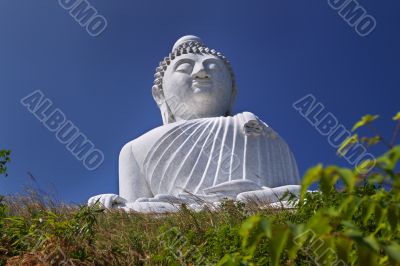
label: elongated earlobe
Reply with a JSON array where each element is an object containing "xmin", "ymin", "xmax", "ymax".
[
  {"xmin": 152, "ymin": 85, "xmax": 176, "ymax": 124},
  {"xmin": 159, "ymin": 101, "xmax": 175, "ymax": 124},
  {"xmin": 152, "ymin": 85, "xmax": 164, "ymax": 106}
]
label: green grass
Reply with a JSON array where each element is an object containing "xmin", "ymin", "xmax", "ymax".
[
  {"xmin": 1, "ymin": 157, "xmax": 399, "ymax": 266},
  {"xmin": 1, "ymin": 113, "xmax": 400, "ymax": 265},
  {"xmin": 0, "ymin": 194, "xmax": 293, "ymax": 265}
]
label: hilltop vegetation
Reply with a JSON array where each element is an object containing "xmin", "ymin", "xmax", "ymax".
[{"xmin": 0, "ymin": 113, "xmax": 399, "ymax": 266}]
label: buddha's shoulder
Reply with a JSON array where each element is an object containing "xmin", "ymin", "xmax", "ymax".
[
  {"xmin": 120, "ymin": 111, "xmax": 271, "ymax": 157},
  {"xmin": 124, "ymin": 112, "xmax": 268, "ymax": 147},
  {"xmin": 120, "ymin": 121, "xmax": 184, "ymax": 155}
]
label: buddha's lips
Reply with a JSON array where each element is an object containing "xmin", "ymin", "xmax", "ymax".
[{"xmin": 192, "ymin": 79, "xmax": 213, "ymax": 92}]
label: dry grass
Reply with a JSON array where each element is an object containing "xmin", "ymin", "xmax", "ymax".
[{"xmin": 0, "ymin": 191, "xmax": 291, "ymax": 265}]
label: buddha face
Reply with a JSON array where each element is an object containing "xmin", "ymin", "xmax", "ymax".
[{"xmin": 160, "ymin": 53, "xmax": 234, "ymax": 121}]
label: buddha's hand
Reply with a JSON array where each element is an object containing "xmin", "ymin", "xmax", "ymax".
[
  {"xmin": 203, "ymin": 179, "xmax": 264, "ymax": 199},
  {"xmin": 87, "ymin": 194, "xmax": 127, "ymax": 209},
  {"xmin": 236, "ymin": 185, "xmax": 301, "ymax": 206}
]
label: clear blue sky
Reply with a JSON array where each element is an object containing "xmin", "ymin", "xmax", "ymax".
[{"xmin": 1, "ymin": 0, "xmax": 399, "ymax": 204}]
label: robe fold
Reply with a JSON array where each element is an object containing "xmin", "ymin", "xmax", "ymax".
[{"xmin": 132, "ymin": 112, "xmax": 300, "ymax": 197}]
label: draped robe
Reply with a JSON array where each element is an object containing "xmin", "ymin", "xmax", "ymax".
[{"xmin": 119, "ymin": 112, "xmax": 300, "ymax": 201}]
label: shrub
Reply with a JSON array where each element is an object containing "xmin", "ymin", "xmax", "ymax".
[{"xmin": 0, "ymin": 112, "xmax": 399, "ymax": 265}]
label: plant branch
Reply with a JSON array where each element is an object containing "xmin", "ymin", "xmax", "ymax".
[
  {"xmin": 367, "ymin": 124, "xmax": 393, "ymax": 149},
  {"xmin": 390, "ymin": 121, "xmax": 400, "ymax": 147}
]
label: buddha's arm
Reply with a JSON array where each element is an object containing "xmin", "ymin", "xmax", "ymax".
[
  {"xmin": 119, "ymin": 142, "xmax": 153, "ymax": 202},
  {"xmin": 88, "ymin": 142, "xmax": 153, "ymax": 209}
]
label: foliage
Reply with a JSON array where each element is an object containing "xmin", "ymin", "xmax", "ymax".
[
  {"xmin": 393, "ymin": 112, "xmax": 400, "ymax": 121},
  {"xmin": 352, "ymin": 114, "xmax": 379, "ymax": 132},
  {"xmin": 219, "ymin": 145, "xmax": 400, "ymax": 265},
  {"xmin": 0, "ymin": 113, "xmax": 399, "ymax": 265},
  {"xmin": 0, "ymin": 150, "xmax": 10, "ymax": 177}
]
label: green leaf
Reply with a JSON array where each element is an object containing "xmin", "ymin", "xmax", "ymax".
[
  {"xmin": 335, "ymin": 237, "xmax": 353, "ymax": 264},
  {"xmin": 319, "ymin": 166, "xmax": 340, "ymax": 195},
  {"xmin": 360, "ymin": 135, "xmax": 381, "ymax": 147},
  {"xmin": 307, "ymin": 213, "xmax": 332, "ymax": 236},
  {"xmin": 376, "ymin": 145, "xmax": 400, "ymax": 173},
  {"xmin": 239, "ymin": 215, "xmax": 271, "ymax": 256},
  {"xmin": 393, "ymin": 112, "xmax": 400, "ymax": 121},
  {"xmin": 358, "ymin": 244, "xmax": 379, "ymax": 266},
  {"xmin": 344, "ymin": 229, "xmax": 364, "ymax": 245},
  {"xmin": 217, "ymin": 253, "xmax": 242, "ymax": 266},
  {"xmin": 269, "ymin": 227, "xmax": 290, "ymax": 266},
  {"xmin": 337, "ymin": 134, "xmax": 358, "ymax": 157},
  {"xmin": 387, "ymin": 204, "xmax": 399, "ymax": 233},
  {"xmin": 367, "ymin": 174, "xmax": 385, "ymax": 185},
  {"xmin": 313, "ymin": 238, "xmax": 336, "ymax": 266},
  {"xmin": 337, "ymin": 196, "xmax": 356, "ymax": 219},
  {"xmin": 384, "ymin": 242, "xmax": 400, "ymax": 263},
  {"xmin": 0, "ymin": 150, "xmax": 11, "ymax": 157},
  {"xmin": 337, "ymin": 167, "xmax": 355, "ymax": 192},
  {"xmin": 352, "ymin": 114, "xmax": 379, "ymax": 132},
  {"xmin": 361, "ymin": 201, "xmax": 376, "ymax": 226},
  {"xmin": 356, "ymin": 158, "xmax": 376, "ymax": 175},
  {"xmin": 362, "ymin": 235, "xmax": 380, "ymax": 252},
  {"xmin": 0, "ymin": 149, "xmax": 11, "ymax": 177},
  {"xmin": 341, "ymin": 220, "xmax": 358, "ymax": 231},
  {"xmin": 373, "ymin": 205, "xmax": 386, "ymax": 227},
  {"xmin": 286, "ymin": 224, "xmax": 306, "ymax": 260},
  {"xmin": 300, "ymin": 164, "xmax": 323, "ymax": 202}
]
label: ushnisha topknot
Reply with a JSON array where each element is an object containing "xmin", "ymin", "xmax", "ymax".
[{"xmin": 152, "ymin": 35, "xmax": 237, "ymax": 107}]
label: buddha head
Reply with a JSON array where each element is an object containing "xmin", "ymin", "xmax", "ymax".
[{"xmin": 152, "ymin": 35, "xmax": 237, "ymax": 124}]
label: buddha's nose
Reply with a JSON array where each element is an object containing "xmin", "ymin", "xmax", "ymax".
[{"xmin": 191, "ymin": 64, "xmax": 209, "ymax": 79}]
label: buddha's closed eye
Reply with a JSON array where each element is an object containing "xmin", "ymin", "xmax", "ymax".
[{"xmin": 175, "ymin": 62, "xmax": 193, "ymax": 74}]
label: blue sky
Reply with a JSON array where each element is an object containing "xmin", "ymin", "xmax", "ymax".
[{"xmin": 1, "ymin": 0, "xmax": 399, "ymax": 204}]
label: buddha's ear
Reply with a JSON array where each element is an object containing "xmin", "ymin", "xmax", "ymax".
[{"xmin": 152, "ymin": 85, "xmax": 164, "ymax": 106}]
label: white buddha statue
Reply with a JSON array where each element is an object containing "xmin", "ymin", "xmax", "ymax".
[{"xmin": 88, "ymin": 35, "xmax": 301, "ymax": 212}]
